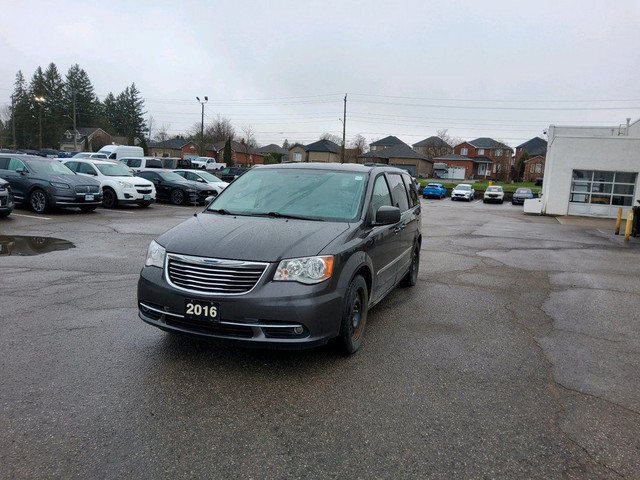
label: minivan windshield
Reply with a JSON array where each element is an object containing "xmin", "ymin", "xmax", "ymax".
[{"xmin": 207, "ymin": 168, "xmax": 367, "ymax": 221}]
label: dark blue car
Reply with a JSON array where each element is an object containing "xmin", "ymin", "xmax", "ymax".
[{"xmin": 422, "ymin": 182, "xmax": 447, "ymax": 199}]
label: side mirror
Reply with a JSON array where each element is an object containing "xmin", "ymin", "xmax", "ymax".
[
  {"xmin": 16, "ymin": 167, "xmax": 27, "ymax": 175},
  {"xmin": 375, "ymin": 206, "xmax": 401, "ymax": 225}
]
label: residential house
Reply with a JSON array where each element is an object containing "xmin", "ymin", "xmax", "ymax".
[
  {"xmin": 542, "ymin": 119, "xmax": 640, "ymax": 218},
  {"xmin": 453, "ymin": 138, "xmax": 513, "ymax": 181},
  {"xmin": 431, "ymin": 154, "xmax": 491, "ymax": 180},
  {"xmin": 59, "ymin": 127, "xmax": 111, "ymax": 152},
  {"xmin": 213, "ymin": 140, "xmax": 265, "ymax": 166},
  {"xmin": 148, "ymin": 137, "xmax": 188, "ymax": 158},
  {"xmin": 258, "ymin": 144, "xmax": 288, "ymax": 163},
  {"xmin": 515, "ymin": 137, "xmax": 548, "ymax": 182},
  {"xmin": 288, "ymin": 139, "xmax": 341, "ymax": 163},
  {"xmin": 413, "ymin": 136, "xmax": 453, "ymax": 159},
  {"xmin": 369, "ymin": 135, "xmax": 406, "ymax": 152},
  {"xmin": 359, "ymin": 143, "xmax": 433, "ymax": 177}
]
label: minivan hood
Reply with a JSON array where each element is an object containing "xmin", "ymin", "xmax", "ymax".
[{"xmin": 157, "ymin": 213, "xmax": 350, "ymax": 262}]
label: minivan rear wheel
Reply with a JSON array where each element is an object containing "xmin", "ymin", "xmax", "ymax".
[
  {"xmin": 338, "ymin": 275, "xmax": 368, "ymax": 354},
  {"xmin": 401, "ymin": 244, "xmax": 420, "ymax": 287}
]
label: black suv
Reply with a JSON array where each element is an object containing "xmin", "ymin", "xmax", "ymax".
[
  {"xmin": 216, "ymin": 166, "xmax": 249, "ymax": 182},
  {"xmin": 138, "ymin": 163, "xmax": 421, "ymax": 353},
  {"xmin": 0, "ymin": 178, "xmax": 14, "ymax": 218},
  {"xmin": 0, "ymin": 154, "xmax": 102, "ymax": 213}
]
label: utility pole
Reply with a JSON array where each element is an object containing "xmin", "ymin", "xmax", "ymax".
[
  {"xmin": 341, "ymin": 93, "xmax": 347, "ymax": 163},
  {"xmin": 35, "ymin": 96, "xmax": 45, "ymax": 150},
  {"xmin": 72, "ymin": 90, "xmax": 77, "ymax": 151},
  {"xmin": 196, "ymin": 96, "xmax": 208, "ymax": 156},
  {"xmin": 11, "ymin": 96, "xmax": 16, "ymax": 150}
]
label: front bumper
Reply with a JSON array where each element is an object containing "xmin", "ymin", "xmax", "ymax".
[
  {"xmin": 119, "ymin": 186, "xmax": 156, "ymax": 204},
  {"xmin": 137, "ymin": 265, "xmax": 345, "ymax": 347},
  {"xmin": 484, "ymin": 195, "xmax": 504, "ymax": 202},
  {"xmin": 50, "ymin": 192, "xmax": 103, "ymax": 208},
  {"xmin": 0, "ymin": 194, "xmax": 14, "ymax": 214}
]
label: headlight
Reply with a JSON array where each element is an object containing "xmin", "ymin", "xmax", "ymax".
[
  {"xmin": 273, "ymin": 255, "xmax": 334, "ymax": 284},
  {"xmin": 145, "ymin": 241, "xmax": 166, "ymax": 268},
  {"xmin": 118, "ymin": 181, "xmax": 134, "ymax": 188},
  {"xmin": 185, "ymin": 189, "xmax": 195, "ymax": 193},
  {"xmin": 50, "ymin": 182, "xmax": 70, "ymax": 189}
]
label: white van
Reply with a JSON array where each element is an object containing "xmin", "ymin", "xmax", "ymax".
[{"xmin": 97, "ymin": 145, "xmax": 144, "ymax": 161}]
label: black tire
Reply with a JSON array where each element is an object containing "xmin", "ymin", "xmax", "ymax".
[
  {"xmin": 338, "ymin": 275, "xmax": 369, "ymax": 354},
  {"xmin": 170, "ymin": 189, "xmax": 186, "ymax": 205},
  {"xmin": 102, "ymin": 188, "xmax": 118, "ymax": 208},
  {"xmin": 80, "ymin": 205, "xmax": 97, "ymax": 212},
  {"xmin": 499, "ymin": 199, "xmax": 504, "ymax": 204},
  {"xmin": 483, "ymin": 199, "xmax": 487, "ymax": 203},
  {"xmin": 401, "ymin": 244, "xmax": 420, "ymax": 287},
  {"xmin": 451, "ymin": 197, "xmax": 454, "ymax": 201},
  {"xmin": 0, "ymin": 210, "xmax": 11, "ymax": 218},
  {"xmin": 30, "ymin": 189, "xmax": 49, "ymax": 214},
  {"xmin": 137, "ymin": 201, "xmax": 151, "ymax": 208}
]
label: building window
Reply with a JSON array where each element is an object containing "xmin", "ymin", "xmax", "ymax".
[
  {"xmin": 496, "ymin": 149, "xmax": 503, "ymax": 156},
  {"xmin": 293, "ymin": 152, "xmax": 302, "ymax": 162},
  {"xmin": 535, "ymin": 163, "xmax": 542, "ymax": 173},
  {"xmin": 493, "ymin": 163, "xmax": 497, "ymax": 173},
  {"xmin": 569, "ymin": 170, "xmax": 637, "ymax": 207},
  {"xmin": 461, "ymin": 147, "xmax": 468, "ymax": 155},
  {"xmin": 478, "ymin": 149, "xmax": 484, "ymax": 155},
  {"xmin": 530, "ymin": 164, "xmax": 535, "ymax": 173}
]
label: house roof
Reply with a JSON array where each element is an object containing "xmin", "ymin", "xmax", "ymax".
[
  {"xmin": 258, "ymin": 144, "xmax": 287, "ymax": 155},
  {"xmin": 470, "ymin": 156, "xmax": 494, "ymax": 164},
  {"xmin": 516, "ymin": 137, "xmax": 547, "ymax": 156},
  {"xmin": 148, "ymin": 138, "xmax": 188, "ymax": 150},
  {"xmin": 305, "ymin": 139, "xmax": 340, "ymax": 154},
  {"xmin": 467, "ymin": 137, "xmax": 511, "ymax": 150},
  {"xmin": 370, "ymin": 135, "xmax": 406, "ymax": 147},
  {"xmin": 213, "ymin": 140, "xmax": 261, "ymax": 155},
  {"xmin": 61, "ymin": 127, "xmax": 107, "ymax": 142},
  {"xmin": 433, "ymin": 154, "xmax": 472, "ymax": 161},
  {"xmin": 359, "ymin": 143, "xmax": 431, "ymax": 162},
  {"xmin": 413, "ymin": 136, "xmax": 450, "ymax": 148}
]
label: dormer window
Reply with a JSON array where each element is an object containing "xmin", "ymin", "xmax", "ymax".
[{"xmin": 460, "ymin": 147, "xmax": 468, "ymax": 156}]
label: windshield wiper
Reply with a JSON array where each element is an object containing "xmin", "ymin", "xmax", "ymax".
[
  {"xmin": 259, "ymin": 211, "xmax": 324, "ymax": 221},
  {"xmin": 208, "ymin": 208, "xmax": 234, "ymax": 215}
]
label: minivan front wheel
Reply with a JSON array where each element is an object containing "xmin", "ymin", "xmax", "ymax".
[
  {"xmin": 30, "ymin": 189, "xmax": 49, "ymax": 214},
  {"xmin": 338, "ymin": 275, "xmax": 369, "ymax": 354}
]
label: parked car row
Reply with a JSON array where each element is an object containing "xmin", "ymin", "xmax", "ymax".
[{"xmin": 0, "ymin": 153, "xmax": 234, "ymax": 215}]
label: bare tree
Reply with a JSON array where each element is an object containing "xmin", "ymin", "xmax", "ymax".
[
  {"xmin": 147, "ymin": 115, "xmax": 154, "ymax": 142},
  {"xmin": 436, "ymin": 128, "xmax": 463, "ymax": 148},
  {"xmin": 206, "ymin": 115, "xmax": 236, "ymax": 143},
  {"xmin": 320, "ymin": 132, "xmax": 341, "ymax": 144},
  {"xmin": 241, "ymin": 125, "xmax": 258, "ymax": 149},
  {"xmin": 349, "ymin": 134, "xmax": 368, "ymax": 155},
  {"xmin": 154, "ymin": 123, "xmax": 171, "ymax": 156}
]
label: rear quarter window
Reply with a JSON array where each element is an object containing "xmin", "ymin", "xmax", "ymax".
[{"xmin": 387, "ymin": 173, "xmax": 410, "ymax": 212}]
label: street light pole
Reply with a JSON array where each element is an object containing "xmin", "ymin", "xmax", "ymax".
[
  {"xmin": 341, "ymin": 93, "xmax": 347, "ymax": 163},
  {"xmin": 35, "ymin": 96, "xmax": 45, "ymax": 150},
  {"xmin": 196, "ymin": 96, "xmax": 208, "ymax": 156}
]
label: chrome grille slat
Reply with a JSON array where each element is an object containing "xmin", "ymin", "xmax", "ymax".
[{"xmin": 166, "ymin": 254, "xmax": 268, "ymax": 296}]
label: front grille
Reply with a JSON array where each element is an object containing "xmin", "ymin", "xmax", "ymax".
[
  {"xmin": 166, "ymin": 317, "xmax": 254, "ymax": 338},
  {"xmin": 0, "ymin": 197, "xmax": 6, "ymax": 206},
  {"xmin": 75, "ymin": 185, "xmax": 100, "ymax": 194},
  {"xmin": 136, "ymin": 188, "xmax": 152, "ymax": 194},
  {"xmin": 166, "ymin": 254, "xmax": 268, "ymax": 295}
]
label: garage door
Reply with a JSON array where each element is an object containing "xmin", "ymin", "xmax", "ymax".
[{"xmin": 443, "ymin": 167, "xmax": 466, "ymax": 180}]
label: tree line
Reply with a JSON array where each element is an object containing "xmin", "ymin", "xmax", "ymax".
[{"xmin": 0, "ymin": 63, "xmax": 147, "ymax": 151}]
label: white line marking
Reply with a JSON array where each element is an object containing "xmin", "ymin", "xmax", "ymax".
[
  {"xmin": 11, "ymin": 213, "xmax": 52, "ymax": 220},
  {"xmin": 100, "ymin": 209, "xmax": 135, "ymax": 214}
]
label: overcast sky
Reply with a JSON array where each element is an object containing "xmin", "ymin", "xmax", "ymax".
[{"xmin": 2, "ymin": 0, "xmax": 639, "ymax": 148}]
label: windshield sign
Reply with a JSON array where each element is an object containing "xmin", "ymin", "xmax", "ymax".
[{"xmin": 208, "ymin": 168, "xmax": 367, "ymax": 221}]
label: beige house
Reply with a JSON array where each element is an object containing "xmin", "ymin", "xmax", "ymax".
[{"xmin": 288, "ymin": 139, "xmax": 341, "ymax": 163}]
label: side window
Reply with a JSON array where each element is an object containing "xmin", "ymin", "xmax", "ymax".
[
  {"xmin": 370, "ymin": 175, "xmax": 393, "ymax": 218},
  {"xmin": 8, "ymin": 158, "xmax": 26, "ymax": 172},
  {"xmin": 129, "ymin": 159, "xmax": 141, "ymax": 168},
  {"xmin": 78, "ymin": 163, "xmax": 97, "ymax": 175},
  {"xmin": 0, "ymin": 157, "xmax": 9, "ymax": 170},
  {"xmin": 401, "ymin": 174, "xmax": 419, "ymax": 207},
  {"xmin": 65, "ymin": 161, "xmax": 78, "ymax": 171},
  {"xmin": 387, "ymin": 173, "xmax": 410, "ymax": 212},
  {"xmin": 109, "ymin": 153, "xmax": 116, "ymax": 160}
]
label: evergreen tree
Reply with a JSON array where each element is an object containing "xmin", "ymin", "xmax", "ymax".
[
  {"xmin": 65, "ymin": 64, "xmax": 101, "ymax": 130},
  {"xmin": 223, "ymin": 137, "xmax": 233, "ymax": 166},
  {"xmin": 9, "ymin": 71, "xmax": 30, "ymax": 148},
  {"xmin": 102, "ymin": 92, "xmax": 120, "ymax": 134},
  {"xmin": 41, "ymin": 63, "xmax": 66, "ymax": 147}
]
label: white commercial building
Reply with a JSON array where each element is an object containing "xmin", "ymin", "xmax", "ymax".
[{"xmin": 541, "ymin": 119, "xmax": 640, "ymax": 218}]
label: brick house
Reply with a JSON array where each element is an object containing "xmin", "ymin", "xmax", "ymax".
[
  {"xmin": 213, "ymin": 140, "xmax": 265, "ymax": 166},
  {"xmin": 432, "ymin": 154, "xmax": 492, "ymax": 180},
  {"xmin": 148, "ymin": 137, "xmax": 188, "ymax": 158},
  {"xmin": 412, "ymin": 136, "xmax": 453, "ymax": 160},
  {"xmin": 288, "ymin": 143, "xmax": 308, "ymax": 162},
  {"xmin": 515, "ymin": 137, "xmax": 547, "ymax": 182},
  {"xmin": 359, "ymin": 143, "xmax": 433, "ymax": 177},
  {"xmin": 453, "ymin": 138, "xmax": 513, "ymax": 181},
  {"xmin": 523, "ymin": 155, "xmax": 546, "ymax": 182}
]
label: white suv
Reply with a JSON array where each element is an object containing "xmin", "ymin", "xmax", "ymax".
[{"xmin": 64, "ymin": 159, "xmax": 156, "ymax": 208}]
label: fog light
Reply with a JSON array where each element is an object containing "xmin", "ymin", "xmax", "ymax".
[{"xmin": 293, "ymin": 326, "xmax": 304, "ymax": 335}]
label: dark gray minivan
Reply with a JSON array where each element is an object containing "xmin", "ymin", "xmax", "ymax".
[{"xmin": 138, "ymin": 163, "xmax": 421, "ymax": 353}]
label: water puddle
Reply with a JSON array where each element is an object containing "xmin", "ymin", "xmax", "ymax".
[{"xmin": 0, "ymin": 236, "xmax": 75, "ymax": 256}]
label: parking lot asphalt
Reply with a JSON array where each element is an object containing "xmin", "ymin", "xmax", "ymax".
[{"xmin": 1, "ymin": 199, "xmax": 639, "ymax": 479}]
